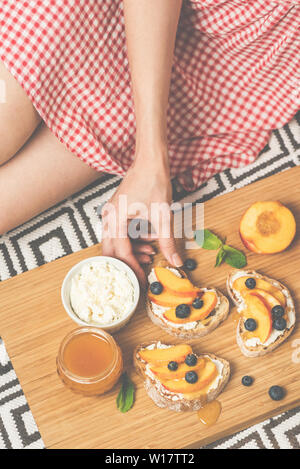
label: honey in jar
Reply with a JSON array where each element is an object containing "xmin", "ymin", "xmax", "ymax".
[{"xmin": 57, "ymin": 327, "xmax": 123, "ymax": 396}]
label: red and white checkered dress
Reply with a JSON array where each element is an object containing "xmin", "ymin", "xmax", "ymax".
[{"xmin": 0, "ymin": 1, "xmax": 299, "ymax": 190}]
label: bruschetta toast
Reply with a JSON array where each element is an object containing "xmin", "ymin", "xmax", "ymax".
[
  {"xmin": 227, "ymin": 269, "xmax": 296, "ymax": 357},
  {"xmin": 146, "ymin": 261, "xmax": 229, "ymax": 339},
  {"xmin": 134, "ymin": 341, "xmax": 230, "ymax": 412}
]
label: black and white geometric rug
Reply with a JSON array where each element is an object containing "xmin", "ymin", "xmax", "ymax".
[
  {"xmin": 0, "ymin": 112, "xmax": 299, "ymax": 449},
  {"xmin": 0, "ymin": 339, "xmax": 44, "ymax": 449}
]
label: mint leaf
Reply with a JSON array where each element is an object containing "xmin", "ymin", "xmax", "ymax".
[
  {"xmin": 195, "ymin": 228, "xmax": 247, "ymax": 268},
  {"xmin": 195, "ymin": 229, "xmax": 223, "ymax": 250},
  {"xmin": 215, "ymin": 247, "xmax": 227, "ymax": 267},
  {"xmin": 223, "ymin": 245, "xmax": 247, "ymax": 269},
  {"xmin": 116, "ymin": 373, "xmax": 135, "ymax": 413},
  {"xmin": 116, "ymin": 383, "xmax": 125, "ymax": 410},
  {"xmin": 121, "ymin": 379, "xmax": 134, "ymax": 413}
]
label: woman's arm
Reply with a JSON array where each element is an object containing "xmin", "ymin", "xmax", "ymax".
[
  {"xmin": 123, "ymin": 0, "xmax": 183, "ymax": 156},
  {"xmin": 102, "ymin": 0, "xmax": 183, "ymax": 285}
]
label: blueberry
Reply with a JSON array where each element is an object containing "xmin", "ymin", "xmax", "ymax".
[
  {"xmin": 242, "ymin": 375, "xmax": 254, "ymax": 387},
  {"xmin": 273, "ymin": 317, "xmax": 287, "ymax": 331},
  {"xmin": 244, "ymin": 318, "xmax": 257, "ymax": 332},
  {"xmin": 185, "ymin": 371, "xmax": 198, "ymax": 384},
  {"xmin": 192, "ymin": 297, "xmax": 204, "ymax": 309},
  {"xmin": 271, "ymin": 305, "xmax": 285, "ymax": 320},
  {"xmin": 150, "ymin": 281, "xmax": 163, "ymax": 295},
  {"xmin": 269, "ymin": 385, "xmax": 285, "ymax": 401},
  {"xmin": 184, "ymin": 258, "xmax": 197, "ymax": 271},
  {"xmin": 245, "ymin": 278, "xmax": 256, "ymax": 289},
  {"xmin": 167, "ymin": 361, "xmax": 178, "ymax": 371},
  {"xmin": 185, "ymin": 354, "xmax": 198, "ymax": 367},
  {"xmin": 175, "ymin": 304, "xmax": 191, "ymax": 319}
]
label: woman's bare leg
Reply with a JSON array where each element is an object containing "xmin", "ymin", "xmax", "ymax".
[
  {"xmin": 0, "ymin": 61, "xmax": 41, "ymax": 165},
  {"xmin": 0, "ymin": 124, "xmax": 101, "ymax": 234}
]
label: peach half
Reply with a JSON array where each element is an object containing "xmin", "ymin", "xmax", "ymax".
[{"xmin": 240, "ymin": 201, "xmax": 296, "ymax": 254}]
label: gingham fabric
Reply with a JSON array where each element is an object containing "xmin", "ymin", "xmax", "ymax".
[{"xmin": 0, "ymin": 0, "xmax": 299, "ymax": 191}]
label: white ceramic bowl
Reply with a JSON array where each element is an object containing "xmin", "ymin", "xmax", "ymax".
[{"xmin": 61, "ymin": 256, "xmax": 140, "ymax": 333}]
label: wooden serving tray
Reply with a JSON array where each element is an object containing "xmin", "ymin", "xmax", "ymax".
[{"xmin": 0, "ymin": 167, "xmax": 299, "ymax": 449}]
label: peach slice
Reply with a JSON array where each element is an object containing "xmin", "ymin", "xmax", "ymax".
[
  {"xmin": 154, "ymin": 267, "xmax": 200, "ymax": 297},
  {"xmin": 243, "ymin": 294, "xmax": 272, "ymax": 343},
  {"xmin": 150, "ymin": 358, "xmax": 205, "ymax": 380},
  {"xmin": 162, "ymin": 359, "xmax": 218, "ymax": 394},
  {"xmin": 163, "ymin": 291, "xmax": 217, "ymax": 324},
  {"xmin": 240, "ymin": 201, "xmax": 296, "ymax": 254},
  {"xmin": 243, "ymin": 288, "xmax": 281, "ymax": 311},
  {"xmin": 138, "ymin": 344, "xmax": 192, "ymax": 365},
  {"xmin": 148, "ymin": 288, "xmax": 196, "ymax": 307},
  {"xmin": 233, "ymin": 276, "xmax": 286, "ymax": 306},
  {"xmin": 183, "ymin": 382, "xmax": 213, "ymax": 401}
]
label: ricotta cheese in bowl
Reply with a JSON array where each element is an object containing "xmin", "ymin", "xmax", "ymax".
[{"xmin": 61, "ymin": 256, "xmax": 140, "ymax": 333}]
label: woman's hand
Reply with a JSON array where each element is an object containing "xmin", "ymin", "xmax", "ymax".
[
  {"xmin": 103, "ymin": 0, "xmax": 184, "ymax": 286},
  {"xmin": 101, "ymin": 149, "xmax": 183, "ymax": 287}
]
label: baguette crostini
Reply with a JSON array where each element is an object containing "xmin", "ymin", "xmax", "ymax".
[
  {"xmin": 146, "ymin": 261, "xmax": 229, "ymax": 339},
  {"xmin": 227, "ymin": 269, "xmax": 296, "ymax": 357},
  {"xmin": 134, "ymin": 342, "xmax": 230, "ymax": 412}
]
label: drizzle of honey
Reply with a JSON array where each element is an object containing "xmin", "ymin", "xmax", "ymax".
[
  {"xmin": 63, "ymin": 332, "xmax": 113, "ymax": 378},
  {"xmin": 197, "ymin": 400, "xmax": 222, "ymax": 427}
]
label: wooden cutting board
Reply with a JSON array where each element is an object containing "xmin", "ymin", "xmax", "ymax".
[{"xmin": 0, "ymin": 167, "xmax": 299, "ymax": 449}]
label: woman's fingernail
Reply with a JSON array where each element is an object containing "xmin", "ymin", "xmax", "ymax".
[{"xmin": 172, "ymin": 253, "xmax": 183, "ymax": 267}]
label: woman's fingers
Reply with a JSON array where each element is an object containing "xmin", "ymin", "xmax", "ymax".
[
  {"xmin": 101, "ymin": 236, "xmax": 115, "ymax": 258},
  {"xmin": 153, "ymin": 206, "xmax": 183, "ymax": 267},
  {"xmin": 133, "ymin": 242, "xmax": 155, "ymax": 264},
  {"xmin": 135, "ymin": 253, "xmax": 152, "ymax": 265},
  {"xmin": 159, "ymin": 234, "xmax": 182, "ymax": 267},
  {"xmin": 102, "ymin": 230, "xmax": 147, "ymax": 287},
  {"xmin": 128, "ymin": 219, "xmax": 159, "ymax": 242},
  {"xmin": 114, "ymin": 236, "xmax": 147, "ymax": 288},
  {"xmin": 132, "ymin": 233, "xmax": 159, "ymax": 242},
  {"xmin": 132, "ymin": 242, "xmax": 156, "ymax": 255}
]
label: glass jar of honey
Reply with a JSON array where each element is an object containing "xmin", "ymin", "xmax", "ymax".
[{"xmin": 57, "ymin": 327, "xmax": 123, "ymax": 396}]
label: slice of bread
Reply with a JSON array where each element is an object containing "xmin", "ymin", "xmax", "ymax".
[
  {"xmin": 227, "ymin": 269, "xmax": 296, "ymax": 357},
  {"xmin": 134, "ymin": 341, "xmax": 230, "ymax": 412},
  {"xmin": 146, "ymin": 260, "xmax": 229, "ymax": 340}
]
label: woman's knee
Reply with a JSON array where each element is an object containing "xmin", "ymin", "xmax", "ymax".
[
  {"xmin": 0, "ymin": 118, "xmax": 40, "ymax": 166},
  {"xmin": 0, "ymin": 61, "xmax": 41, "ymax": 165}
]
